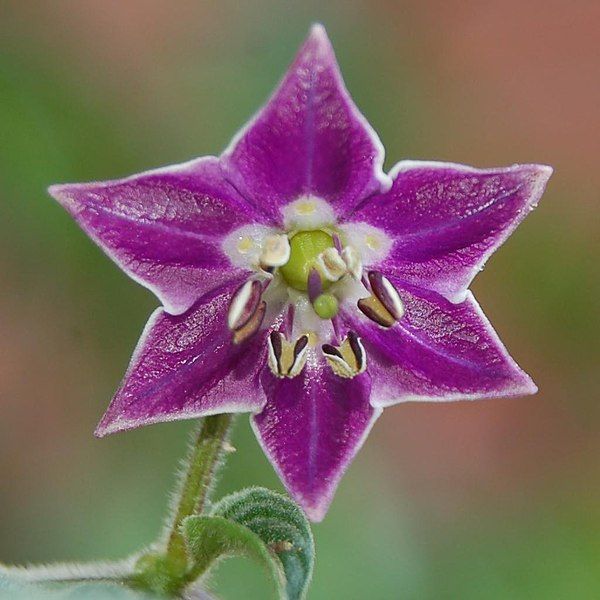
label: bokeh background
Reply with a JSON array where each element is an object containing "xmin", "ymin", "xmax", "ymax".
[{"xmin": 1, "ymin": 1, "xmax": 599, "ymax": 598}]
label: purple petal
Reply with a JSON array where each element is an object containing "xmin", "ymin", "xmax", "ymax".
[
  {"xmin": 96, "ymin": 279, "xmax": 271, "ymax": 436},
  {"xmin": 222, "ymin": 24, "xmax": 390, "ymax": 223},
  {"xmin": 341, "ymin": 281, "xmax": 537, "ymax": 406},
  {"xmin": 252, "ymin": 357, "xmax": 380, "ymax": 521},
  {"xmin": 49, "ymin": 157, "xmax": 268, "ymax": 315},
  {"xmin": 348, "ymin": 163, "xmax": 552, "ymax": 301}
]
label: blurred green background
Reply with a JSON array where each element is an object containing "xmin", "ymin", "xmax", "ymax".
[{"xmin": 1, "ymin": 1, "xmax": 599, "ymax": 598}]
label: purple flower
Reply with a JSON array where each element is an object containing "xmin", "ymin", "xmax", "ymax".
[{"xmin": 49, "ymin": 25, "xmax": 551, "ymax": 521}]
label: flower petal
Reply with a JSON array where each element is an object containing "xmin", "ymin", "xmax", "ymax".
[
  {"xmin": 49, "ymin": 157, "xmax": 268, "ymax": 315},
  {"xmin": 348, "ymin": 162, "xmax": 552, "ymax": 301},
  {"xmin": 222, "ymin": 24, "xmax": 390, "ymax": 223},
  {"xmin": 341, "ymin": 282, "xmax": 537, "ymax": 406},
  {"xmin": 96, "ymin": 279, "xmax": 270, "ymax": 436},
  {"xmin": 252, "ymin": 357, "xmax": 380, "ymax": 521}
]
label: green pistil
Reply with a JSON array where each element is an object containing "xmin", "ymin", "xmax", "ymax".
[
  {"xmin": 313, "ymin": 293, "xmax": 339, "ymax": 319},
  {"xmin": 279, "ymin": 229, "xmax": 334, "ymax": 291}
]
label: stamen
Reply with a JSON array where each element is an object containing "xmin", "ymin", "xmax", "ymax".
[
  {"xmin": 267, "ymin": 332, "xmax": 310, "ymax": 378},
  {"xmin": 357, "ymin": 271, "xmax": 404, "ymax": 328},
  {"xmin": 341, "ymin": 246, "xmax": 362, "ymax": 280},
  {"xmin": 322, "ymin": 331, "xmax": 367, "ymax": 378},
  {"xmin": 267, "ymin": 331, "xmax": 283, "ymax": 375},
  {"xmin": 368, "ymin": 272, "xmax": 404, "ymax": 320},
  {"xmin": 260, "ymin": 265, "xmax": 276, "ymax": 277},
  {"xmin": 228, "ymin": 280, "xmax": 262, "ymax": 330},
  {"xmin": 347, "ymin": 331, "xmax": 366, "ymax": 372},
  {"xmin": 233, "ymin": 301, "xmax": 266, "ymax": 344},
  {"xmin": 260, "ymin": 234, "xmax": 291, "ymax": 268},
  {"xmin": 288, "ymin": 335, "xmax": 310, "ymax": 377},
  {"xmin": 357, "ymin": 295, "xmax": 395, "ymax": 328},
  {"xmin": 316, "ymin": 247, "xmax": 346, "ymax": 282}
]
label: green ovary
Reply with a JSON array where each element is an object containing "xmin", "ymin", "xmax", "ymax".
[
  {"xmin": 279, "ymin": 229, "xmax": 334, "ymax": 291},
  {"xmin": 313, "ymin": 293, "xmax": 339, "ymax": 319}
]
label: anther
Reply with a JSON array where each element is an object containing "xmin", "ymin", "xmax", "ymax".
[
  {"xmin": 347, "ymin": 331, "xmax": 366, "ymax": 372},
  {"xmin": 368, "ymin": 271, "xmax": 404, "ymax": 320},
  {"xmin": 322, "ymin": 331, "xmax": 367, "ymax": 378},
  {"xmin": 316, "ymin": 247, "xmax": 347, "ymax": 282},
  {"xmin": 267, "ymin": 332, "xmax": 310, "ymax": 378},
  {"xmin": 228, "ymin": 280, "xmax": 262, "ymax": 330},
  {"xmin": 357, "ymin": 271, "xmax": 404, "ymax": 328},
  {"xmin": 341, "ymin": 246, "xmax": 362, "ymax": 280},
  {"xmin": 260, "ymin": 234, "xmax": 291, "ymax": 268},
  {"xmin": 357, "ymin": 296, "xmax": 395, "ymax": 328},
  {"xmin": 289, "ymin": 335, "xmax": 310, "ymax": 377},
  {"xmin": 233, "ymin": 301, "xmax": 266, "ymax": 344}
]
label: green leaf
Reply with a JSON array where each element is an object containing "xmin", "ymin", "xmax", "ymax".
[
  {"xmin": 0, "ymin": 567, "xmax": 159, "ymax": 599},
  {"xmin": 0, "ymin": 565, "xmax": 181, "ymax": 599},
  {"xmin": 183, "ymin": 515, "xmax": 287, "ymax": 597},
  {"xmin": 210, "ymin": 486, "xmax": 314, "ymax": 600}
]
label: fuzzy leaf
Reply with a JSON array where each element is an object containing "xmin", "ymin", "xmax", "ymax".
[
  {"xmin": 183, "ymin": 515, "xmax": 286, "ymax": 596},
  {"xmin": 212, "ymin": 487, "xmax": 314, "ymax": 600},
  {"xmin": 0, "ymin": 565, "xmax": 220, "ymax": 599},
  {"xmin": 0, "ymin": 567, "xmax": 159, "ymax": 599}
]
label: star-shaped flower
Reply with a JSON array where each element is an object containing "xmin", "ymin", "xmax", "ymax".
[{"xmin": 49, "ymin": 25, "xmax": 551, "ymax": 521}]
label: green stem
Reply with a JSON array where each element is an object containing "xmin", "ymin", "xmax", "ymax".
[
  {"xmin": 166, "ymin": 414, "xmax": 234, "ymax": 564},
  {"xmin": 132, "ymin": 413, "xmax": 234, "ymax": 595}
]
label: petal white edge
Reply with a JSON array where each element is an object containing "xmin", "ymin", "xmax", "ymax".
[
  {"xmin": 250, "ymin": 405, "xmax": 382, "ymax": 522},
  {"xmin": 49, "ymin": 156, "xmax": 240, "ymax": 316},
  {"xmin": 384, "ymin": 160, "xmax": 553, "ymax": 304},
  {"xmin": 369, "ymin": 290, "xmax": 538, "ymax": 409},
  {"xmin": 94, "ymin": 306, "xmax": 263, "ymax": 437},
  {"xmin": 220, "ymin": 23, "xmax": 392, "ymax": 194}
]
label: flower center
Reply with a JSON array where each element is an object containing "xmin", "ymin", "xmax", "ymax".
[
  {"xmin": 223, "ymin": 212, "xmax": 403, "ymax": 381},
  {"xmin": 279, "ymin": 229, "xmax": 334, "ymax": 291}
]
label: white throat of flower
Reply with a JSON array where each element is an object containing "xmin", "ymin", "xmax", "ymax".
[{"xmin": 222, "ymin": 196, "xmax": 400, "ymax": 379}]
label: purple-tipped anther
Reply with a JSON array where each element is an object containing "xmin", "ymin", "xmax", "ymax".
[
  {"xmin": 368, "ymin": 271, "xmax": 405, "ymax": 320},
  {"xmin": 322, "ymin": 330, "xmax": 367, "ymax": 379},
  {"xmin": 233, "ymin": 301, "xmax": 266, "ymax": 345},
  {"xmin": 267, "ymin": 332, "xmax": 310, "ymax": 378},
  {"xmin": 227, "ymin": 279, "xmax": 263, "ymax": 331}
]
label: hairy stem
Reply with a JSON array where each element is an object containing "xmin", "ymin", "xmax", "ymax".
[
  {"xmin": 166, "ymin": 414, "xmax": 234, "ymax": 566},
  {"xmin": 132, "ymin": 414, "xmax": 234, "ymax": 595}
]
